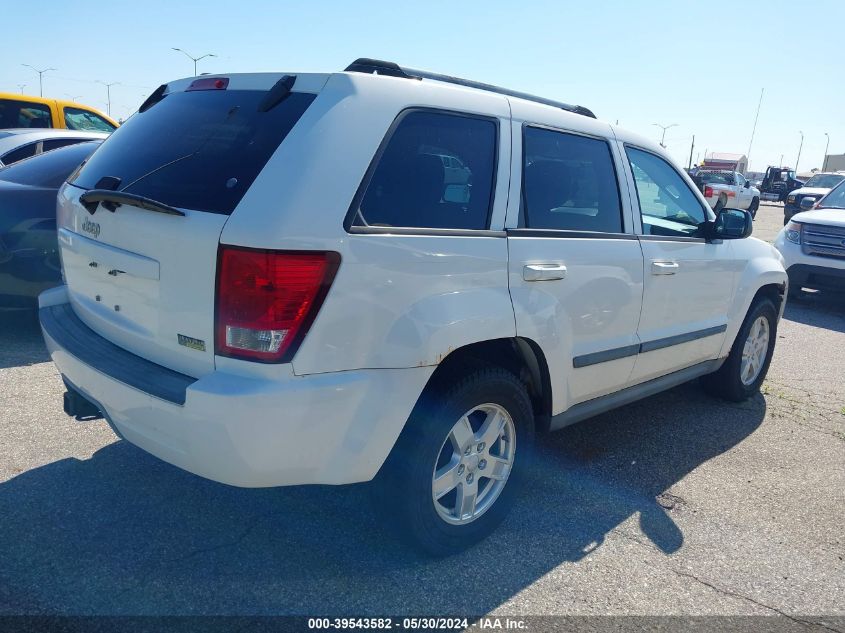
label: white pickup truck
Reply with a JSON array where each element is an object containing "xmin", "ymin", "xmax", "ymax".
[{"xmin": 693, "ymin": 170, "xmax": 761, "ymax": 218}]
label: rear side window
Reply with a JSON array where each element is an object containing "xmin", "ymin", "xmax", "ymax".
[
  {"xmin": 42, "ymin": 138, "xmax": 87, "ymax": 152},
  {"xmin": 70, "ymin": 89, "xmax": 316, "ymax": 214},
  {"xmin": 353, "ymin": 110, "xmax": 497, "ymax": 230},
  {"xmin": 0, "ymin": 99, "xmax": 52, "ymax": 129},
  {"xmin": 520, "ymin": 126, "xmax": 623, "ymax": 233},
  {"xmin": 63, "ymin": 107, "xmax": 116, "ymax": 132},
  {"xmin": 1, "ymin": 142, "xmax": 38, "ymax": 165}
]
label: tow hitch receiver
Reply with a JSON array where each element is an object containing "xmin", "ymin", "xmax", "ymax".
[{"xmin": 63, "ymin": 388, "xmax": 103, "ymax": 420}]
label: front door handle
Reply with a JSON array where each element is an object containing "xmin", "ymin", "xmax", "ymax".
[
  {"xmin": 651, "ymin": 260, "xmax": 679, "ymax": 275},
  {"xmin": 523, "ymin": 263, "xmax": 567, "ymax": 281}
]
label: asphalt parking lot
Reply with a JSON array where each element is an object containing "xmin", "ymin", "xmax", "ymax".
[{"xmin": 1, "ymin": 202, "xmax": 843, "ymax": 623}]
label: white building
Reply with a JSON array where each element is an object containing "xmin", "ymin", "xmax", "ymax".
[{"xmin": 702, "ymin": 152, "xmax": 748, "ymax": 175}]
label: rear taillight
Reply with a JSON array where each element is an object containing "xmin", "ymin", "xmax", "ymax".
[
  {"xmin": 215, "ymin": 246, "xmax": 340, "ymax": 363},
  {"xmin": 704, "ymin": 186, "xmax": 714, "ymax": 198}
]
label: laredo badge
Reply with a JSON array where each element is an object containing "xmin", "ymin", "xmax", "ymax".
[{"xmin": 177, "ymin": 334, "xmax": 206, "ymax": 352}]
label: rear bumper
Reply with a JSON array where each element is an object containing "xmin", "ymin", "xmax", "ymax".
[{"xmin": 39, "ymin": 286, "xmax": 434, "ymax": 487}]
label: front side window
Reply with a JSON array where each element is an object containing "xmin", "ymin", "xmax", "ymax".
[
  {"xmin": 0, "ymin": 99, "xmax": 52, "ymax": 129},
  {"xmin": 627, "ymin": 147, "xmax": 708, "ymax": 238},
  {"xmin": 520, "ymin": 127, "xmax": 623, "ymax": 232},
  {"xmin": 63, "ymin": 107, "xmax": 116, "ymax": 132},
  {"xmin": 353, "ymin": 110, "xmax": 497, "ymax": 230}
]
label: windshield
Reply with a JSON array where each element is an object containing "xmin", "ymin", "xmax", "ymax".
[
  {"xmin": 803, "ymin": 174, "xmax": 845, "ymax": 189},
  {"xmin": 818, "ymin": 180, "xmax": 845, "ymax": 209},
  {"xmin": 70, "ymin": 88, "xmax": 316, "ymax": 215},
  {"xmin": 0, "ymin": 141, "xmax": 100, "ymax": 188}
]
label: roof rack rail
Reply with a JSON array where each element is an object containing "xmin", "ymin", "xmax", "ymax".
[{"xmin": 344, "ymin": 58, "xmax": 596, "ymax": 119}]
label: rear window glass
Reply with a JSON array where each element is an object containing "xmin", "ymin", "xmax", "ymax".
[
  {"xmin": 70, "ymin": 89, "xmax": 316, "ymax": 214},
  {"xmin": 353, "ymin": 110, "xmax": 497, "ymax": 230},
  {"xmin": 0, "ymin": 141, "xmax": 100, "ymax": 188},
  {"xmin": 698, "ymin": 171, "xmax": 734, "ymax": 185}
]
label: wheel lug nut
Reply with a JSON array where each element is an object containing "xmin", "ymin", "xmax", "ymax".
[
  {"xmin": 466, "ymin": 473, "xmax": 474, "ymax": 484},
  {"xmin": 457, "ymin": 464, "xmax": 465, "ymax": 475},
  {"xmin": 464, "ymin": 446, "xmax": 471, "ymax": 456},
  {"xmin": 478, "ymin": 459, "xmax": 487, "ymax": 470},
  {"xmin": 477, "ymin": 442, "xmax": 485, "ymax": 452}
]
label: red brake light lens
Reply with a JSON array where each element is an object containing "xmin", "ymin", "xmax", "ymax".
[
  {"xmin": 187, "ymin": 77, "xmax": 229, "ymax": 91},
  {"xmin": 215, "ymin": 246, "xmax": 340, "ymax": 362},
  {"xmin": 704, "ymin": 185, "xmax": 714, "ymax": 198}
]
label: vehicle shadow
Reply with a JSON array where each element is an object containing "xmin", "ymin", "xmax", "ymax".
[
  {"xmin": 0, "ymin": 310, "xmax": 50, "ymax": 370},
  {"xmin": 782, "ymin": 292, "xmax": 845, "ymax": 334},
  {"xmin": 0, "ymin": 383, "xmax": 765, "ymax": 615}
]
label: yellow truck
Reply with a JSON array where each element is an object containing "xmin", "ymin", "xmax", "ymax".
[{"xmin": 0, "ymin": 93, "xmax": 117, "ymax": 132}]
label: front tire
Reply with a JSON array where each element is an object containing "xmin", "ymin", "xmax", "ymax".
[
  {"xmin": 703, "ymin": 298, "xmax": 778, "ymax": 402},
  {"xmin": 375, "ymin": 366, "xmax": 534, "ymax": 556}
]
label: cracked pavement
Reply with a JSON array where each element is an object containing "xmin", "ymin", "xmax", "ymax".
[{"xmin": 0, "ymin": 202, "xmax": 843, "ymax": 622}]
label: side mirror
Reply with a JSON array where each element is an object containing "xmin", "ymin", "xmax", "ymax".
[
  {"xmin": 799, "ymin": 197, "xmax": 817, "ymax": 210},
  {"xmin": 710, "ymin": 208, "xmax": 753, "ymax": 240}
]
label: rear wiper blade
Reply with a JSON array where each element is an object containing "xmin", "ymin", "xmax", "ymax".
[{"xmin": 79, "ymin": 190, "xmax": 185, "ymax": 217}]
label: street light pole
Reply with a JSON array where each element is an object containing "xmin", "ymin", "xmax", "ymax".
[
  {"xmin": 746, "ymin": 88, "xmax": 764, "ymax": 168},
  {"xmin": 21, "ymin": 64, "xmax": 56, "ymax": 97},
  {"xmin": 97, "ymin": 81, "xmax": 120, "ymax": 117},
  {"xmin": 795, "ymin": 131, "xmax": 804, "ymax": 172},
  {"xmin": 17, "ymin": 84, "xmax": 26, "ymax": 94},
  {"xmin": 171, "ymin": 48, "xmax": 217, "ymax": 76},
  {"xmin": 823, "ymin": 133, "xmax": 830, "ymax": 171},
  {"xmin": 688, "ymin": 134, "xmax": 695, "ymax": 169},
  {"xmin": 652, "ymin": 122, "xmax": 678, "ymax": 148}
]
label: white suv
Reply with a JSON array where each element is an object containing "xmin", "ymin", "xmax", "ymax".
[
  {"xmin": 775, "ymin": 178, "xmax": 845, "ymax": 296},
  {"xmin": 40, "ymin": 59, "xmax": 787, "ymax": 555}
]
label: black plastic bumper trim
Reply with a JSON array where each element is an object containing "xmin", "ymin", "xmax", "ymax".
[{"xmin": 40, "ymin": 303, "xmax": 196, "ymax": 405}]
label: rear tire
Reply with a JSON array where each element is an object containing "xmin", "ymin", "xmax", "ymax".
[
  {"xmin": 703, "ymin": 298, "xmax": 778, "ymax": 402},
  {"xmin": 373, "ymin": 366, "xmax": 534, "ymax": 556},
  {"xmin": 748, "ymin": 197, "xmax": 759, "ymax": 219}
]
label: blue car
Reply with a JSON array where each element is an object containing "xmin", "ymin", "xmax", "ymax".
[{"xmin": 0, "ymin": 140, "xmax": 102, "ymax": 309}]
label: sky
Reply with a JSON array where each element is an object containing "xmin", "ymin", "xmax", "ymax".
[{"xmin": 3, "ymin": 0, "xmax": 842, "ymax": 173}]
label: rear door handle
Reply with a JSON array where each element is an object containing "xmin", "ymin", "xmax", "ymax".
[
  {"xmin": 651, "ymin": 260, "xmax": 679, "ymax": 275},
  {"xmin": 523, "ymin": 263, "xmax": 567, "ymax": 281}
]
